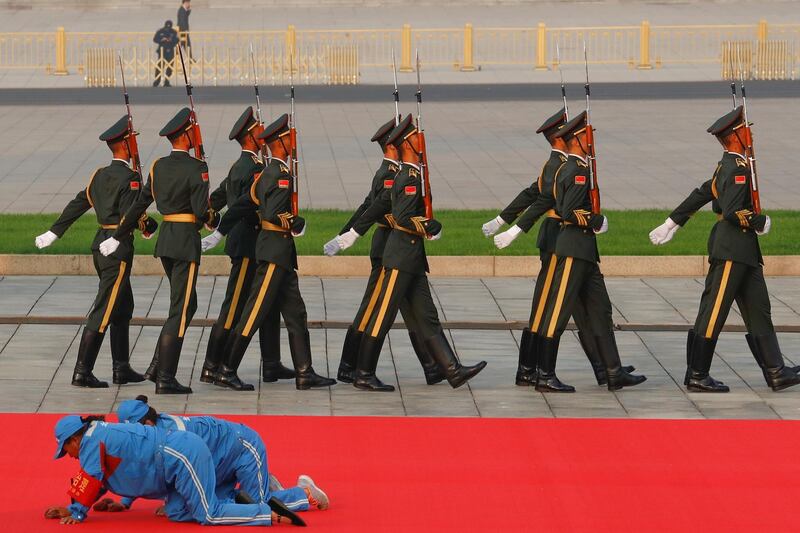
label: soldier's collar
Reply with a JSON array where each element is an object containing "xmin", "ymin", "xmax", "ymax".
[
  {"xmin": 112, "ymin": 158, "xmax": 131, "ymax": 168},
  {"xmin": 551, "ymin": 149, "xmax": 567, "ymax": 157},
  {"xmin": 242, "ymin": 149, "xmax": 259, "ymax": 158},
  {"xmin": 402, "ymin": 161, "xmax": 420, "ymax": 171},
  {"xmin": 725, "ymin": 150, "xmax": 746, "ymax": 161},
  {"xmin": 383, "ymin": 157, "xmax": 400, "ymax": 166},
  {"xmin": 568, "ymin": 153, "xmax": 588, "ymax": 164},
  {"xmin": 270, "ymin": 156, "xmax": 289, "ymax": 167},
  {"xmin": 171, "ymin": 149, "xmax": 190, "ymax": 155}
]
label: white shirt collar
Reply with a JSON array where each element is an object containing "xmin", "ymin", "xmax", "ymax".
[
  {"xmin": 569, "ymin": 153, "xmax": 588, "ymax": 164},
  {"xmin": 402, "ymin": 161, "xmax": 420, "ymax": 171},
  {"xmin": 112, "ymin": 158, "xmax": 131, "ymax": 168},
  {"xmin": 242, "ymin": 149, "xmax": 259, "ymax": 158},
  {"xmin": 726, "ymin": 150, "xmax": 746, "ymax": 160},
  {"xmin": 271, "ymin": 156, "xmax": 288, "ymax": 166},
  {"xmin": 171, "ymin": 149, "xmax": 190, "ymax": 154},
  {"xmin": 552, "ymin": 149, "xmax": 567, "ymax": 157},
  {"xmin": 383, "ymin": 157, "xmax": 400, "ymax": 166}
]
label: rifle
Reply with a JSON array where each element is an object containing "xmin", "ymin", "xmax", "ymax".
[
  {"xmin": 248, "ymin": 43, "xmax": 268, "ymax": 161},
  {"xmin": 555, "ymin": 43, "xmax": 569, "ymax": 120},
  {"xmin": 177, "ymin": 44, "xmax": 205, "ymax": 161},
  {"xmin": 391, "ymin": 48, "xmax": 400, "ymax": 126},
  {"xmin": 116, "ymin": 52, "xmax": 143, "ymax": 179},
  {"xmin": 414, "ymin": 50, "xmax": 433, "ymax": 220},
  {"xmin": 736, "ymin": 44, "xmax": 761, "ymax": 214},
  {"xmin": 288, "ymin": 52, "xmax": 299, "ymax": 216},
  {"xmin": 583, "ymin": 42, "xmax": 601, "ymax": 215}
]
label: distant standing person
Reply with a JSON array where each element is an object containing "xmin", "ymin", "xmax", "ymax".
[
  {"xmin": 153, "ymin": 20, "xmax": 179, "ymax": 87},
  {"xmin": 177, "ymin": 0, "xmax": 192, "ymax": 58}
]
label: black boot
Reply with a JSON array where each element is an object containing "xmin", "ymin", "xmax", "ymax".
[
  {"xmin": 534, "ymin": 336, "xmax": 574, "ymax": 392},
  {"xmin": 110, "ymin": 323, "xmax": 145, "ymax": 385},
  {"xmin": 71, "ymin": 328, "xmax": 108, "ymax": 388},
  {"xmin": 578, "ymin": 330, "xmax": 634, "ymax": 386},
  {"xmin": 594, "ymin": 334, "xmax": 647, "ymax": 391},
  {"xmin": 747, "ymin": 333, "xmax": 800, "ymax": 381},
  {"xmin": 216, "ymin": 334, "xmax": 255, "ymax": 391},
  {"xmin": 337, "ymin": 325, "xmax": 361, "ymax": 383},
  {"xmin": 409, "ymin": 330, "xmax": 445, "ymax": 385},
  {"xmin": 687, "ymin": 334, "xmax": 729, "ymax": 392},
  {"xmin": 424, "ymin": 331, "xmax": 486, "ymax": 389},
  {"xmin": 515, "ymin": 328, "xmax": 538, "ymax": 386},
  {"xmin": 143, "ymin": 334, "xmax": 161, "ymax": 383},
  {"xmin": 684, "ymin": 329, "xmax": 696, "ymax": 386},
  {"xmin": 260, "ymin": 326, "xmax": 295, "ymax": 382},
  {"xmin": 289, "ymin": 331, "xmax": 336, "ymax": 390},
  {"xmin": 200, "ymin": 323, "xmax": 229, "ymax": 384},
  {"xmin": 753, "ymin": 333, "xmax": 800, "ymax": 391},
  {"xmin": 353, "ymin": 335, "xmax": 395, "ymax": 391},
  {"xmin": 155, "ymin": 334, "xmax": 193, "ymax": 394}
]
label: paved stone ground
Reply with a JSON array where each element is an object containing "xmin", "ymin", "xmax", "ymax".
[{"xmin": 1, "ymin": 274, "xmax": 799, "ymax": 419}]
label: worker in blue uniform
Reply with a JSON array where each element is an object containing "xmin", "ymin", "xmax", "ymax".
[{"xmin": 45, "ymin": 415, "xmax": 306, "ymax": 526}]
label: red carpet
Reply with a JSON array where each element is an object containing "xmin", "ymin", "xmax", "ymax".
[{"xmin": 2, "ymin": 414, "xmax": 799, "ymax": 532}]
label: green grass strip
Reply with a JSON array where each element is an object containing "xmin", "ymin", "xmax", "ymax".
[{"xmin": 7, "ymin": 210, "xmax": 800, "ymax": 256}]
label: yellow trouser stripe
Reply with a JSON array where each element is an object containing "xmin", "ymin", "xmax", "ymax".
[
  {"xmin": 531, "ymin": 254, "xmax": 558, "ymax": 334},
  {"xmin": 370, "ymin": 269, "xmax": 399, "ymax": 338},
  {"xmin": 224, "ymin": 257, "xmax": 250, "ymax": 330},
  {"xmin": 546, "ymin": 257, "xmax": 573, "ymax": 339},
  {"xmin": 705, "ymin": 260, "xmax": 732, "ymax": 339},
  {"xmin": 98, "ymin": 261, "xmax": 127, "ymax": 333},
  {"xmin": 243, "ymin": 263, "xmax": 276, "ymax": 337},
  {"xmin": 358, "ymin": 268, "xmax": 386, "ymax": 333},
  {"xmin": 178, "ymin": 262, "xmax": 197, "ymax": 338}
]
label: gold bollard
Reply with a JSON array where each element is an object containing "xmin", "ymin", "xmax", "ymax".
[
  {"xmin": 461, "ymin": 23, "xmax": 476, "ymax": 71},
  {"xmin": 55, "ymin": 26, "xmax": 68, "ymax": 75},
  {"xmin": 535, "ymin": 22, "xmax": 548, "ymax": 70},
  {"xmin": 758, "ymin": 19, "xmax": 768, "ymax": 43},
  {"xmin": 637, "ymin": 20, "xmax": 653, "ymax": 69},
  {"xmin": 400, "ymin": 24, "xmax": 413, "ymax": 72}
]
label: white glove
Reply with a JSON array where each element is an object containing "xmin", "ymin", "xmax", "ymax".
[
  {"xmin": 323, "ymin": 236, "xmax": 342, "ymax": 256},
  {"xmin": 99, "ymin": 237, "xmax": 120, "ymax": 257},
  {"xmin": 292, "ymin": 225, "xmax": 306, "ymax": 238},
  {"xmin": 482, "ymin": 215, "xmax": 505, "ymax": 237},
  {"xmin": 493, "ymin": 225, "xmax": 522, "ymax": 249},
  {"xmin": 201, "ymin": 230, "xmax": 223, "ymax": 252},
  {"xmin": 649, "ymin": 217, "xmax": 679, "ymax": 245},
  {"xmin": 35, "ymin": 230, "xmax": 58, "ymax": 249},
  {"xmin": 427, "ymin": 229, "xmax": 442, "ymax": 241},
  {"xmin": 757, "ymin": 215, "xmax": 771, "ymax": 236},
  {"xmin": 336, "ymin": 228, "xmax": 360, "ymax": 251},
  {"xmin": 594, "ymin": 216, "xmax": 609, "ymax": 235}
]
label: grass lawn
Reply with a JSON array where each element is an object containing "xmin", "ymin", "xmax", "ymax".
[{"xmin": 6, "ymin": 210, "xmax": 800, "ymax": 256}]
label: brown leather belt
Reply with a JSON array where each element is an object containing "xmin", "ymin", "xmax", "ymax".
[
  {"xmin": 163, "ymin": 214, "xmax": 198, "ymax": 223},
  {"xmin": 545, "ymin": 209, "xmax": 561, "ymax": 220},
  {"xmin": 376, "ymin": 223, "xmax": 389, "ymax": 229},
  {"xmin": 717, "ymin": 214, "xmax": 723, "ymax": 221},
  {"xmin": 261, "ymin": 220, "xmax": 290, "ymax": 233},
  {"xmin": 100, "ymin": 224, "xmax": 119, "ymax": 230},
  {"xmin": 384, "ymin": 215, "xmax": 426, "ymax": 237}
]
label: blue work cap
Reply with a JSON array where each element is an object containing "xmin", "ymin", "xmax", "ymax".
[
  {"xmin": 54, "ymin": 415, "xmax": 85, "ymax": 459},
  {"xmin": 117, "ymin": 399, "xmax": 149, "ymax": 424}
]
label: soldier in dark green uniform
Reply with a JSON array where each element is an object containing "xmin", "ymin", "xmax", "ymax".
[
  {"xmin": 534, "ymin": 111, "xmax": 646, "ymax": 391},
  {"xmin": 650, "ymin": 106, "xmax": 800, "ymax": 392},
  {"xmin": 199, "ymin": 107, "xmax": 294, "ymax": 386},
  {"xmin": 99, "ymin": 107, "xmax": 219, "ymax": 395},
  {"xmin": 322, "ymin": 118, "xmax": 443, "ymax": 385},
  {"xmin": 201, "ymin": 114, "xmax": 335, "ymax": 391},
  {"xmin": 35, "ymin": 116, "xmax": 156, "ymax": 388},
  {"xmin": 489, "ymin": 108, "xmax": 632, "ymax": 390},
  {"xmin": 350, "ymin": 114, "xmax": 486, "ymax": 392}
]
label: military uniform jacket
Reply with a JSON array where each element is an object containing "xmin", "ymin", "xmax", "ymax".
[
  {"xmin": 552, "ymin": 155, "xmax": 605, "ymax": 263},
  {"xmin": 669, "ymin": 178, "xmax": 716, "ymax": 227},
  {"xmin": 707, "ymin": 152, "xmax": 766, "ymax": 267},
  {"xmin": 219, "ymin": 157, "xmax": 301, "ymax": 272},
  {"xmin": 512, "ymin": 150, "xmax": 569, "ymax": 254},
  {"xmin": 381, "ymin": 163, "xmax": 442, "ymax": 275},
  {"xmin": 50, "ymin": 160, "xmax": 145, "ymax": 262},
  {"xmin": 208, "ymin": 151, "xmax": 264, "ymax": 259},
  {"xmin": 341, "ymin": 158, "xmax": 400, "ymax": 260},
  {"xmin": 115, "ymin": 150, "xmax": 212, "ymax": 263}
]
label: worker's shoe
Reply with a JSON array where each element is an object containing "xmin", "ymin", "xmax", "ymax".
[
  {"xmin": 110, "ymin": 323, "xmax": 145, "ymax": 385},
  {"xmin": 594, "ymin": 334, "xmax": 646, "ymax": 391},
  {"xmin": 269, "ymin": 473, "xmax": 284, "ymax": 492},
  {"xmin": 687, "ymin": 334, "xmax": 729, "ymax": 392},
  {"xmin": 353, "ymin": 335, "xmax": 394, "ymax": 392},
  {"xmin": 289, "ymin": 331, "xmax": 336, "ymax": 390},
  {"xmin": 298, "ymin": 475, "xmax": 329, "ymax": 510},
  {"xmin": 269, "ymin": 497, "xmax": 306, "ymax": 526},
  {"xmin": 409, "ymin": 330, "xmax": 445, "ymax": 385},
  {"xmin": 534, "ymin": 336, "xmax": 574, "ymax": 392},
  {"xmin": 71, "ymin": 327, "xmax": 108, "ymax": 388},
  {"xmin": 424, "ymin": 331, "xmax": 487, "ymax": 389},
  {"xmin": 753, "ymin": 332, "xmax": 800, "ymax": 391},
  {"xmin": 515, "ymin": 328, "xmax": 537, "ymax": 386}
]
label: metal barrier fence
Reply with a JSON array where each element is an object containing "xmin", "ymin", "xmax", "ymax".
[{"xmin": 0, "ymin": 20, "xmax": 797, "ymax": 82}]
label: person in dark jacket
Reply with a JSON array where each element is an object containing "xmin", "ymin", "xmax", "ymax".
[
  {"xmin": 177, "ymin": 0, "xmax": 192, "ymax": 59},
  {"xmin": 153, "ymin": 20, "xmax": 179, "ymax": 87}
]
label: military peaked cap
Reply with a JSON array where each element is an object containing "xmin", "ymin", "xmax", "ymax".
[
  {"xmin": 159, "ymin": 107, "xmax": 193, "ymax": 137},
  {"xmin": 536, "ymin": 107, "xmax": 567, "ymax": 134},
  {"xmin": 552, "ymin": 110, "xmax": 588, "ymax": 140},
  {"xmin": 229, "ymin": 106, "xmax": 258, "ymax": 141},
  {"xmin": 99, "ymin": 115, "xmax": 131, "ymax": 142},
  {"xmin": 371, "ymin": 117, "xmax": 398, "ymax": 144},
  {"xmin": 707, "ymin": 106, "xmax": 745, "ymax": 136},
  {"xmin": 258, "ymin": 113, "xmax": 290, "ymax": 143},
  {"xmin": 385, "ymin": 114, "xmax": 416, "ymax": 147}
]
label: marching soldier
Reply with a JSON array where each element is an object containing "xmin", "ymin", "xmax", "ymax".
[
  {"xmin": 201, "ymin": 114, "xmax": 336, "ymax": 391},
  {"xmin": 99, "ymin": 107, "xmax": 220, "ymax": 395},
  {"xmin": 34, "ymin": 116, "xmax": 156, "ymax": 388},
  {"xmin": 532, "ymin": 111, "xmax": 646, "ymax": 391},
  {"xmin": 489, "ymin": 108, "xmax": 633, "ymax": 390},
  {"xmin": 649, "ymin": 106, "xmax": 799, "ymax": 392},
  {"xmin": 322, "ymin": 118, "xmax": 443, "ymax": 385},
  {"xmin": 200, "ymin": 107, "xmax": 294, "ymax": 386},
  {"xmin": 339, "ymin": 114, "xmax": 486, "ymax": 392}
]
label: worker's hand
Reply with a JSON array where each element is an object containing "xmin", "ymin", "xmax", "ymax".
[
  {"xmin": 323, "ymin": 236, "xmax": 341, "ymax": 256},
  {"xmin": 99, "ymin": 237, "xmax": 120, "ymax": 257},
  {"xmin": 35, "ymin": 231, "xmax": 58, "ymax": 249},
  {"xmin": 93, "ymin": 498, "xmax": 127, "ymax": 512},
  {"xmin": 155, "ymin": 505, "xmax": 166, "ymax": 517},
  {"xmin": 201, "ymin": 230, "xmax": 223, "ymax": 252},
  {"xmin": 44, "ymin": 506, "xmax": 71, "ymax": 519},
  {"xmin": 60, "ymin": 516, "xmax": 81, "ymax": 525},
  {"xmin": 756, "ymin": 215, "xmax": 771, "ymax": 236},
  {"xmin": 594, "ymin": 216, "xmax": 609, "ymax": 235},
  {"xmin": 336, "ymin": 228, "xmax": 360, "ymax": 251},
  {"xmin": 481, "ymin": 215, "xmax": 505, "ymax": 237},
  {"xmin": 493, "ymin": 225, "xmax": 522, "ymax": 249},
  {"xmin": 649, "ymin": 217, "xmax": 679, "ymax": 245}
]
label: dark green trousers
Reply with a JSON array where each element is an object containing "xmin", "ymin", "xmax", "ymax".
[
  {"xmin": 160, "ymin": 257, "xmax": 199, "ymax": 338},
  {"xmin": 540, "ymin": 256, "xmax": 614, "ymax": 340},
  {"xmin": 528, "ymin": 252, "xmax": 597, "ymax": 336},
  {"xmin": 363, "ymin": 268, "xmax": 442, "ymax": 342},
  {"xmin": 234, "ymin": 262, "xmax": 308, "ymax": 340},
  {"xmin": 85, "ymin": 252, "xmax": 134, "ymax": 334},
  {"xmin": 694, "ymin": 259, "xmax": 774, "ymax": 340}
]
